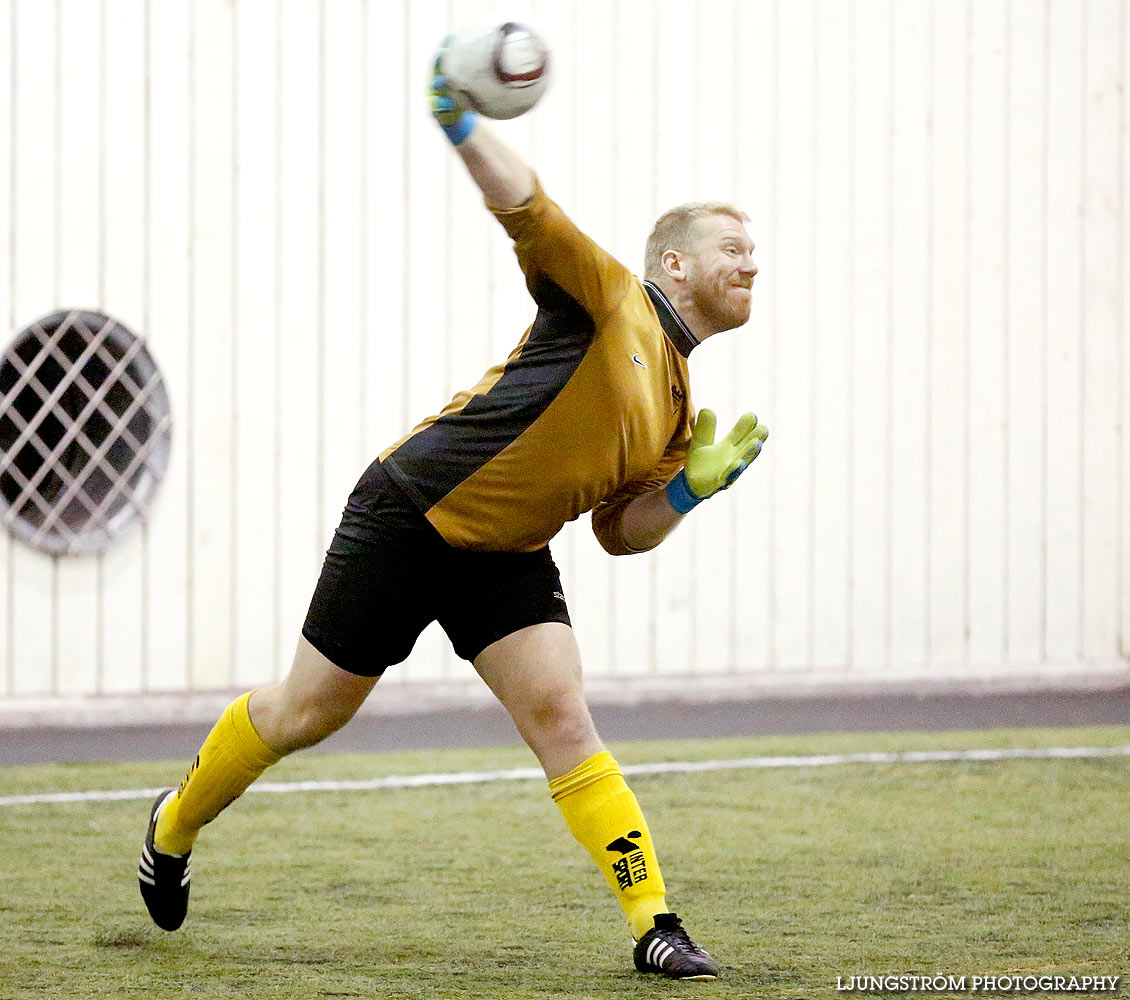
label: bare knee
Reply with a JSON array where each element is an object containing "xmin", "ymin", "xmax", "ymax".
[
  {"xmin": 518, "ymin": 688, "xmax": 600, "ymax": 758},
  {"xmin": 250, "ymin": 684, "xmax": 357, "ymax": 754},
  {"xmin": 249, "ymin": 638, "xmax": 378, "ymax": 754},
  {"xmin": 472, "ymin": 623, "xmax": 603, "ymax": 776}
]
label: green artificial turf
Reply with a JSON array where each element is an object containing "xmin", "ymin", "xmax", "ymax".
[{"xmin": 0, "ymin": 727, "xmax": 1126, "ymax": 999}]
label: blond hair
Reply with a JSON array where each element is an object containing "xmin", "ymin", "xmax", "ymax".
[{"xmin": 643, "ymin": 202, "xmax": 750, "ymax": 282}]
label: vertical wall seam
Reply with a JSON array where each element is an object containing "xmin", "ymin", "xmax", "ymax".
[
  {"xmin": 807, "ymin": 0, "xmax": 819, "ymax": 673},
  {"xmin": 95, "ymin": 0, "xmax": 108, "ymax": 695},
  {"xmin": 359, "ymin": 0, "xmax": 369, "ymax": 471},
  {"xmin": 767, "ymin": 0, "xmax": 780, "ymax": 671},
  {"xmin": 1002, "ymin": 0, "xmax": 1013, "ymax": 663},
  {"xmin": 1077, "ymin": 0, "xmax": 1088, "ymax": 662},
  {"xmin": 50, "ymin": 0, "xmax": 61, "ymax": 695},
  {"xmin": 1118, "ymin": 0, "xmax": 1127, "ymax": 658},
  {"xmin": 52, "ymin": 0, "xmax": 61, "ymax": 306},
  {"xmin": 271, "ymin": 0, "xmax": 283, "ymax": 680},
  {"xmin": 50, "ymin": 555, "xmax": 59, "ymax": 694},
  {"xmin": 885, "ymin": 0, "xmax": 896, "ymax": 671},
  {"xmin": 399, "ymin": 0, "xmax": 411, "ymax": 438},
  {"xmin": 140, "ymin": 0, "xmax": 152, "ymax": 691},
  {"xmin": 97, "ymin": 0, "xmax": 107, "ymax": 313},
  {"xmin": 50, "ymin": 0, "xmax": 62, "ymax": 696},
  {"xmin": 924, "ymin": 0, "xmax": 935, "ymax": 669},
  {"xmin": 185, "ymin": 0, "xmax": 196, "ymax": 690},
  {"xmin": 845, "ymin": 0, "xmax": 856, "ymax": 672},
  {"xmin": 726, "ymin": 0, "xmax": 740, "ymax": 672},
  {"xmin": 229, "ymin": 0, "xmax": 239, "ymax": 687},
  {"xmin": 5, "ymin": 0, "xmax": 16, "ymax": 694},
  {"xmin": 1040, "ymin": 0, "xmax": 1050, "ymax": 663},
  {"xmin": 316, "ymin": 0, "xmax": 326, "ymax": 568},
  {"xmin": 962, "ymin": 0, "xmax": 973, "ymax": 670}
]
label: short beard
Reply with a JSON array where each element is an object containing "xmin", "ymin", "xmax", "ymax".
[{"xmin": 692, "ymin": 278, "xmax": 751, "ymax": 334}]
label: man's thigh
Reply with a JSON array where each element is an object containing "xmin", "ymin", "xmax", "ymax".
[
  {"xmin": 471, "ymin": 621, "xmax": 604, "ymax": 778},
  {"xmin": 472, "ymin": 620, "xmax": 584, "ymax": 709}
]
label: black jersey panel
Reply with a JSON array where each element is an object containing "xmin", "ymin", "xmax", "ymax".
[{"xmin": 384, "ymin": 280, "xmax": 595, "ymax": 512}]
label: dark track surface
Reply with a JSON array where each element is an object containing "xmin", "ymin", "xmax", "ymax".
[{"xmin": 2, "ymin": 683, "xmax": 1129, "ymax": 766}]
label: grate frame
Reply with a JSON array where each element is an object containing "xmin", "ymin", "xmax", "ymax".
[{"xmin": 0, "ymin": 310, "xmax": 173, "ymax": 556}]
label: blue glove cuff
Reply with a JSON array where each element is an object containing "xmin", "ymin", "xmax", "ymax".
[
  {"xmin": 666, "ymin": 469, "xmax": 706, "ymax": 514},
  {"xmin": 442, "ymin": 111, "xmax": 477, "ymax": 146}
]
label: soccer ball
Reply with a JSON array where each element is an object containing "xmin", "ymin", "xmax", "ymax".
[{"xmin": 440, "ymin": 22, "xmax": 551, "ymax": 121}]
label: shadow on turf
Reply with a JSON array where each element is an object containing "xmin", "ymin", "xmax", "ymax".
[{"xmin": 91, "ymin": 928, "xmax": 157, "ymax": 950}]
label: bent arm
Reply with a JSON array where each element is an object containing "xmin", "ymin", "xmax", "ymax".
[
  {"xmin": 616, "ymin": 487, "xmax": 687, "ymax": 553},
  {"xmin": 453, "ymin": 123, "xmax": 535, "ymax": 210}
]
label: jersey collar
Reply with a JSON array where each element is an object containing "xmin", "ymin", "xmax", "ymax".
[{"xmin": 643, "ymin": 281, "xmax": 700, "ymax": 358}]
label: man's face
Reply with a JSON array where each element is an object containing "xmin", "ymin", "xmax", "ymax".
[{"xmin": 681, "ymin": 215, "xmax": 757, "ymax": 333}]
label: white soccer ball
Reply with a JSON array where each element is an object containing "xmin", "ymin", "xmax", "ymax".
[{"xmin": 440, "ymin": 21, "xmax": 551, "ymax": 121}]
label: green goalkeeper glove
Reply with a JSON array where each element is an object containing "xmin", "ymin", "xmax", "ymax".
[
  {"xmin": 665, "ymin": 409, "xmax": 769, "ymax": 514},
  {"xmin": 430, "ymin": 42, "xmax": 477, "ymax": 146}
]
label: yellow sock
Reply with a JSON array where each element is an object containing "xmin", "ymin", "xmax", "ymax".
[
  {"xmin": 549, "ymin": 751, "xmax": 668, "ymax": 940},
  {"xmin": 154, "ymin": 691, "xmax": 282, "ymax": 856}
]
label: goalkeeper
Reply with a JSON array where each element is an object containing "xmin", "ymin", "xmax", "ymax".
[{"xmin": 138, "ymin": 50, "xmax": 766, "ymax": 983}]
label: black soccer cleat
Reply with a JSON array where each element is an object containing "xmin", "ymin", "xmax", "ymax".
[
  {"xmin": 633, "ymin": 912, "xmax": 721, "ymax": 980},
  {"xmin": 137, "ymin": 789, "xmax": 191, "ymax": 931}
]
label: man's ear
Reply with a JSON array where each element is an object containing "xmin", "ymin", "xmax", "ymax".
[{"xmin": 662, "ymin": 249, "xmax": 686, "ymax": 283}]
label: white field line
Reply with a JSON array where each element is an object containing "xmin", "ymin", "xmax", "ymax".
[
  {"xmin": 2, "ymin": 745, "xmax": 1130, "ymax": 809},
  {"xmin": 1, "ymin": 744, "xmax": 1128, "ymax": 808}
]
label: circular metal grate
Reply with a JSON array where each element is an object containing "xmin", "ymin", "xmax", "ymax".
[{"xmin": 0, "ymin": 310, "xmax": 173, "ymax": 556}]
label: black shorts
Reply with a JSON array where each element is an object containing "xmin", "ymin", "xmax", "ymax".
[{"xmin": 301, "ymin": 460, "xmax": 572, "ymax": 677}]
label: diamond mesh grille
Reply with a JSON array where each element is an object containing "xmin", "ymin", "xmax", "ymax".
[{"xmin": 0, "ymin": 310, "xmax": 172, "ymax": 555}]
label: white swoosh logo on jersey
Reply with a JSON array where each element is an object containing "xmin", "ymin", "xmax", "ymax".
[{"xmin": 631, "ymin": 353, "xmax": 647, "ymax": 368}]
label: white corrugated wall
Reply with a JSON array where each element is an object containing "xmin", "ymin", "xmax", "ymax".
[{"xmin": 0, "ymin": 0, "xmax": 1127, "ymax": 701}]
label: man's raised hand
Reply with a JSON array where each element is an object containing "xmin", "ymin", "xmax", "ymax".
[
  {"xmin": 665, "ymin": 409, "xmax": 769, "ymax": 514},
  {"xmin": 430, "ymin": 42, "xmax": 477, "ymax": 146}
]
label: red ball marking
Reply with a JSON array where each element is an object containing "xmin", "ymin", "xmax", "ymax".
[{"xmin": 493, "ymin": 22, "xmax": 548, "ymax": 86}]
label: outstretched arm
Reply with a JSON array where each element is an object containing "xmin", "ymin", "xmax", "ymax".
[
  {"xmin": 431, "ymin": 48, "xmax": 632, "ymax": 321},
  {"xmin": 454, "ymin": 126, "xmax": 535, "ymax": 210},
  {"xmin": 431, "ymin": 56, "xmax": 534, "ymax": 209}
]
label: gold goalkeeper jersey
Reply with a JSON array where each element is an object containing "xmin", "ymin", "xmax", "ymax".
[{"xmin": 379, "ymin": 179, "xmax": 696, "ymax": 555}]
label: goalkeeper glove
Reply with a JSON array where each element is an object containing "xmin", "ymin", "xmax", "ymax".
[
  {"xmin": 666, "ymin": 409, "xmax": 769, "ymax": 514},
  {"xmin": 430, "ymin": 43, "xmax": 477, "ymax": 146}
]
